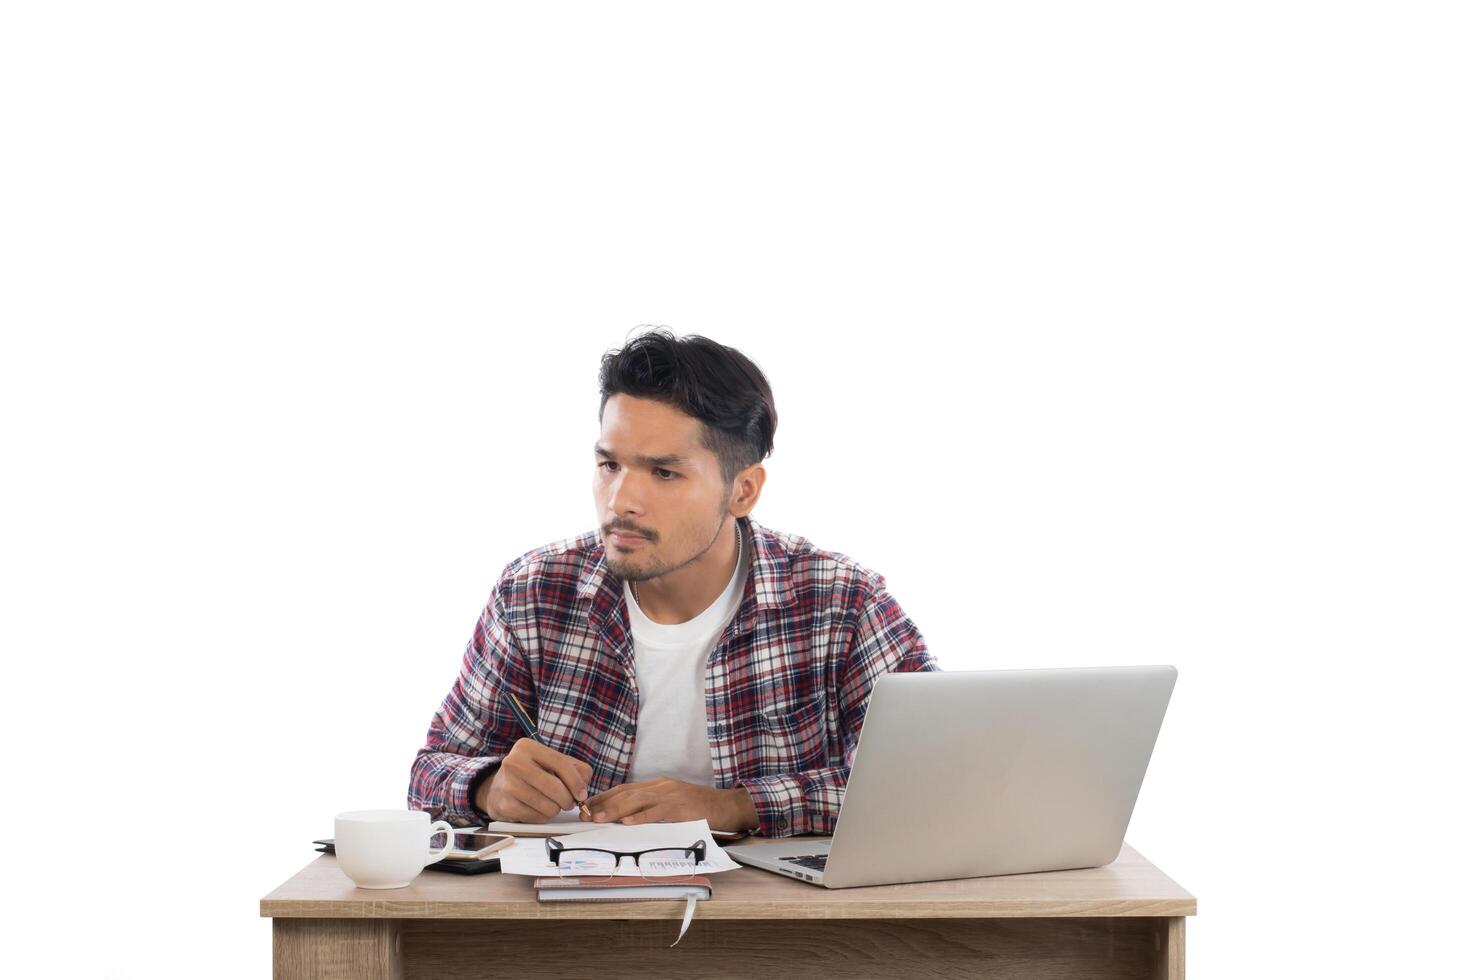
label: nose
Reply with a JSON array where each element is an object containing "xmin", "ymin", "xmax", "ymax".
[{"xmin": 603, "ymin": 468, "xmax": 644, "ymax": 520}]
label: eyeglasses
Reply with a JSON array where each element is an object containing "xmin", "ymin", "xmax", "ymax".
[{"xmin": 545, "ymin": 837, "xmax": 707, "ymax": 882}]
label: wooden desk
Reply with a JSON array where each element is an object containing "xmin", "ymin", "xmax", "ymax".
[{"xmin": 260, "ymin": 841, "xmax": 1195, "ymax": 979}]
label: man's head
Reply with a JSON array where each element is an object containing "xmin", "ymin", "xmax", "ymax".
[{"xmin": 593, "ymin": 327, "xmax": 775, "ymax": 584}]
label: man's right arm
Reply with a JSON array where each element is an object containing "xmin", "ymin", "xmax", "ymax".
[{"xmin": 407, "ymin": 563, "xmax": 531, "ymax": 826}]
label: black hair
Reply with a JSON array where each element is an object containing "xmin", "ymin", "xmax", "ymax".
[{"xmin": 597, "ymin": 326, "xmax": 777, "ymax": 489}]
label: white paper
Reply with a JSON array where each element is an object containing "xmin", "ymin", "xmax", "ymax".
[
  {"xmin": 484, "ymin": 808, "xmax": 598, "ymax": 835},
  {"xmin": 485, "ymin": 808, "xmax": 748, "ymax": 839},
  {"xmin": 497, "ymin": 819, "xmax": 741, "ymax": 877}
]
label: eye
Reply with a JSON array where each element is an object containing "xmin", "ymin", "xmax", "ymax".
[{"xmin": 598, "ymin": 461, "xmax": 678, "ymax": 480}]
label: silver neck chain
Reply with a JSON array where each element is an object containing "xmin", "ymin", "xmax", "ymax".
[{"xmin": 631, "ymin": 519, "xmax": 743, "ymax": 609}]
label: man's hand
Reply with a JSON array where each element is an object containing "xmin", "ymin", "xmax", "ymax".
[
  {"xmin": 477, "ymin": 738, "xmax": 593, "ymax": 822},
  {"xmin": 583, "ymin": 777, "xmax": 759, "ymax": 833}
]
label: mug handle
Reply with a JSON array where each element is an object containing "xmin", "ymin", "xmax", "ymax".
[{"xmin": 425, "ymin": 821, "xmax": 458, "ymax": 865}]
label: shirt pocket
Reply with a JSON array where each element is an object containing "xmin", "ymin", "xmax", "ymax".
[{"xmin": 751, "ymin": 695, "xmax": 830, "ymax": 776}]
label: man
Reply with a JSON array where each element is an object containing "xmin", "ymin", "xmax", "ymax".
[{"xmin": 407, "ymin": 328, "xmax": 938, "ymax": 837}]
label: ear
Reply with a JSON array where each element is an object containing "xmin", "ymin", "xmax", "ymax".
[{"xmin": 728, "ymin": 463, "xmax": 766, "ymax": 517}]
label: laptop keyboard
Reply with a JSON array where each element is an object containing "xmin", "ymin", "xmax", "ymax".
[{"xmin": 786, "ymin": 853, "xmax": 829, "ymax": 872}]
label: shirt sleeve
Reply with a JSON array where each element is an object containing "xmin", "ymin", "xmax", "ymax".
[
  {"xmin": 735, "ymin": 581, "xmax": 939, "ymax": 837},
  {"xmin": 406, "ymin": 562, "xmax": 536, "ymax": 828}
]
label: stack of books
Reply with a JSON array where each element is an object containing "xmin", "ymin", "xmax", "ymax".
[
  {"xmin": 534, "ymin": 874, "xmax": 714, "ymax": 945},
  {"xmin": 533, "ymin": 874, "xmax": 713, "ymax": 902}
]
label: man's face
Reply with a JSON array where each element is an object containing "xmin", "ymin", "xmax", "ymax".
[{"xmin": 593, "ymin": 394, "xmax": 735, "ymax": 583}]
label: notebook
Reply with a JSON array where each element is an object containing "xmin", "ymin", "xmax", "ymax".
[
  {"xmin": 534, "ymin": 874, "xmax": 712, "ymax": 946},
  {"xmin": 533, "ymin": 874, "xmax": 712, "ymax": 901}
]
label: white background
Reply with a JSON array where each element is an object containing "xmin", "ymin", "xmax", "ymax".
[{"xmin": 3, "ymin": 3, "xmax": 1465, "ymax": 977}]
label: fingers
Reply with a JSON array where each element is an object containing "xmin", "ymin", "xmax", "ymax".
[
  {"xmin": 499, "ymin": 793, "xmax": 558, "ymax": 823},
  {"xmin": 594, "ymin": 796, "xmax": 642, "ymax": 824},
  {"xmin": 592, "ymin": 786, "xmax": 660, "ymax": 824},
  {"xmin": 490, "ymin": 767, "xmax": 563, "ymax": 822},
  {"xmin": 586, "ymin": 776, "xmax": 670, "ymax": 806},
  {"xmin": 531, "ymin": 742, "xmax": 592, "ymax": 805},
  {"xmin": 585, "ymin": 782, "xmax": 634, "ymax": 808},
  {"xmin": 495, "ymin": 739, "xmax": 589, "ymax": 818},
  {"xmin": 586, "ymin": 779, "xmax": 710, "ymax": 825},
  {"xmin": 584, "ymin": 782, "xmax": 640, "ymax": 821},
  {"xmin": 520, "ymin": 761, "xmax": 578, "ymax": 811},
  {"xmin": 618, "ymin": 804, "xmax": 671, "ymax": 826}
]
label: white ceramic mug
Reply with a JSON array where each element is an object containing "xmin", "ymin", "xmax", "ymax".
[{"xmin": 334, "ymin": 809, "xmax": 459, "ymax": 889}]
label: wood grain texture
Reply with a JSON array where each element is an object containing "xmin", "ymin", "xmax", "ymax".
[
  {"xmin": 272, "ymin": 918, "xmax": 402, "ymax": 980},
  {"xmin": 1152, "ymin": 916, "xmax": 1185, "ymax": 980},
  {"xmin": 260, "ymin": 841, "xmax": 1196, "ymax": 920},
  {"xmin": 394, "ymin": 917, "xmax": 1179, "ymax": 980}
]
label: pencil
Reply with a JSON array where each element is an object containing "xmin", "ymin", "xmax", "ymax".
[{"xmin": 505, "ymin": 691, "xmax": 592, "ymax": 819}]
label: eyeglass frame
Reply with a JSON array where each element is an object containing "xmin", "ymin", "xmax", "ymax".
[{"xmin": 544, "ymin": 837, "xmax": 707, "ymax": 874}]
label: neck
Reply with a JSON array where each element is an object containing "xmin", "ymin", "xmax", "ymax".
[{"xmin": 632, "ymin": 518, "xmax": 744, "ymax": 625}]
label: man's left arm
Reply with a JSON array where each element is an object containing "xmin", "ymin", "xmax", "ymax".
[{"xmin": 732, "ymin": 582, "xmax": 939, "ymax": 837}]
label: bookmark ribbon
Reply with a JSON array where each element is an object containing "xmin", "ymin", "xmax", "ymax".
[{"xmin": 671, "ymin": 894, "xmax": 697, "ymax": 947}]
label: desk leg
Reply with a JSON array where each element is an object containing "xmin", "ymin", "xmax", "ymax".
[
  {"xmin": 273, "ymin": 919, "xmax": 403, "ymax": 980},
  {"xmin": 1151, "ymin": 916, "xmax": 1185, "ymax": 980}
]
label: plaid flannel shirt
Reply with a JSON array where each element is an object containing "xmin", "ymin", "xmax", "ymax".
[{"xmin": 407, "ymin": 514, "xmax": 938, "ymax": 837}]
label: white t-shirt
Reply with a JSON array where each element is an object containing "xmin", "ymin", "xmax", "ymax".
[{"xmin": 623, "ymin": 538, "xmax": 752, "ymax": 786}]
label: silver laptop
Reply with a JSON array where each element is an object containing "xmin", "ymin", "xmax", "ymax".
[{"xmin": 724, "ymin": 665, "xmax": 1176, "ymax": 888}]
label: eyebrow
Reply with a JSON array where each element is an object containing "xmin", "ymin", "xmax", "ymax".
[{"xmin": 593, "ymin": 443, "xmax": 694, "ymax": 468}]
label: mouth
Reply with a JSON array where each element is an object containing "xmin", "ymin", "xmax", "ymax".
[{"xmin": 609, "ymin": 531, "xmax": 649, "ymax": 547}]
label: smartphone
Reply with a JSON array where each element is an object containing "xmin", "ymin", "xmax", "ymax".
[{"xmin": 439, "ymin": 831, "xmax": 515, "ymax": 861}]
